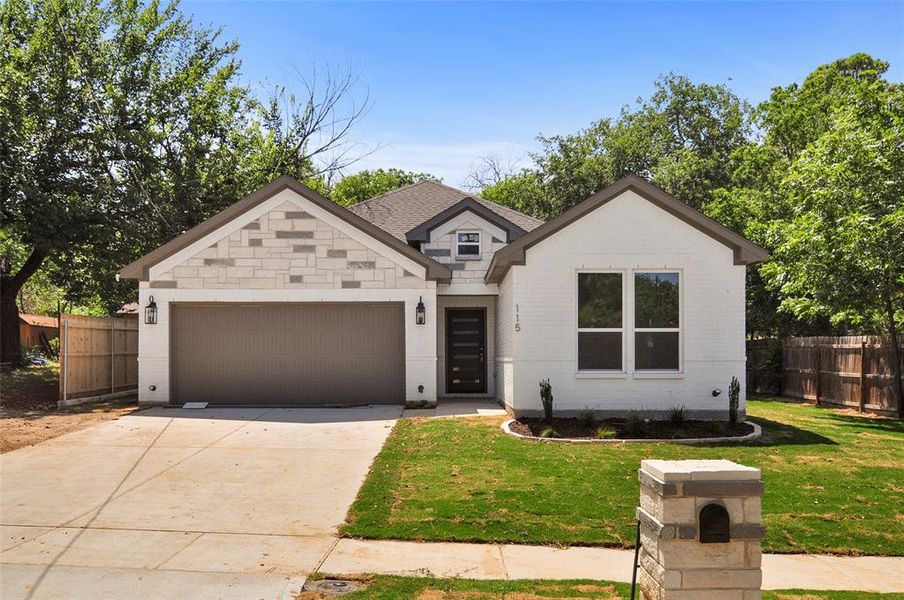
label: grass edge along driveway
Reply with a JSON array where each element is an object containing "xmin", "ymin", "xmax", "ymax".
[
  {"xmin": 341, "ymin": 397, "xmax": 904, "ymax": 556},
  {"xmin": 303, "ymin": 574, "xmax": 904, "ymax": 599}
]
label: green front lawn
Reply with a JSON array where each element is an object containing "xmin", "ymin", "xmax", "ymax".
[
  {"xmin": 303, "ymin": 575, "xmax": 903, "ymax": 599},
  {"xmin": 342, "ymin": 397, "xmax": 904, "ymax": 555}
]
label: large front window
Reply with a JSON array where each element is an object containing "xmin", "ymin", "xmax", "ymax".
[
  {"xmin": 634, "ymin": 272, "xmax": 680, "ymax": 370},
  {"xmin": 577, "ymin": 272, "xmax": 623, "ymax": 370}
]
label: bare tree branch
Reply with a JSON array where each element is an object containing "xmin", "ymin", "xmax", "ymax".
[
  {"xmin": 257, "ymin": 61, "xmax": 374, "ymax": 180},
  {"xmin": 464, "ymin": 153, "xmax": 522, "ymax": 192}
]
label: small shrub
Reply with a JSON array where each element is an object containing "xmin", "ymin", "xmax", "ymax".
[
  {"xmin": 728, "ymin": 376, "xmax": 741, "ymax": 425},
  {"xmin": 595, "ymin": 426, "xmax": 616, "ymax": 439},
  {"xmin": 624, "ymin": 411, "xmax": 644, "ymax": 437},
  {"xmin": 539, "ymin": 426, "xmax": 559, "ymax": 438},
  {"xmin": 667, "ymin": 405, "xmax": 688, "ymax": 429},
  {"xmin": 539, "ymin": 378, "xmax": 554, "ymax": 422},
  {"xmin": 577, "ymin": 407, "xmax": 597, "ymax": 428}
]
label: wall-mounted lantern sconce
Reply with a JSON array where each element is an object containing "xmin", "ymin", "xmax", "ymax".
[
  {"xmin": 415, "ymin": 296, "xmax": 426, "ymax": 325},
  {"xmin": 145, "ymin": 296, "xmax": 158, "ymax": 325}
]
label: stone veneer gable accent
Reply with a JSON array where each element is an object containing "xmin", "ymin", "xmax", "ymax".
[
  {"xmin": 152, "ymin": 200, "xmax": 428, "ymax": 290},
  {"xmin": 421, "ymin": 224, "xmax": 509, "ymax": 285}
]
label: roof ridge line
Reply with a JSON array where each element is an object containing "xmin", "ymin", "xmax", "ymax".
[
  {"xmin": 347, "ymin": 180, "xmax": 437, "ymax": 209},
  {"xmin": 348, "ymin": 178, "xmax": 543, "ymax": 226}
]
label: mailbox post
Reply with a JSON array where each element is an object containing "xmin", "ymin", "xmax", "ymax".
[{"xmin": 636, "ymin": 459, "xmax": 765, "ymax": 600}]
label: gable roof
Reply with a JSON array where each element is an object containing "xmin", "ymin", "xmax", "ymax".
[
  {"xmin": 346, "ymin": 181, "xmax": 543, "ymax": 242},
  {"xmin": 405, "ymin": 197, "xmax": 528, "ymax": 243},
  {"xmin": 19, "ymin": 314, "xmax": 59, "ymax": 328},
  {"xmin": 118, "ymin": 176, "xmax": 453, "ymax": 282},
  {"xmin": 485, "ymin": 175, "xmax": 769, "ymax": 283}
]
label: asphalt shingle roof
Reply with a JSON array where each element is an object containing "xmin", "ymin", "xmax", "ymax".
[{"xmin": 346, "ymin": 181, "xmax": 544, "ymax": 241}]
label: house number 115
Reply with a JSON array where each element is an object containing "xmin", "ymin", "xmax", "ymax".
[{"xmin": 515, "ymin": 304, "xmax": 521, "ymax": 332}]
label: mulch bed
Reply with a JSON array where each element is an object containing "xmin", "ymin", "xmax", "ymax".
[{"xmin": 509, "ymin": 417, "xmax": 755, "ymax": 440}]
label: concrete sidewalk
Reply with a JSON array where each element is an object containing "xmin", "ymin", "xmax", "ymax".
[{"xmin": 317, "ymin": 538, "xmax": 904, "ymax": 593}]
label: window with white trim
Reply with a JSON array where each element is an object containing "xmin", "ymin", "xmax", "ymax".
[
  {"xmin": 456, "ymin": 232, "xmax": 480, "ymax": 258},
  {"xmin": 577, "ymin": 272, "xmax": 623, "ymax": 370},
  {"xmin": 634, "ymin": 272, "xmax": 680, "ymax": 370}
]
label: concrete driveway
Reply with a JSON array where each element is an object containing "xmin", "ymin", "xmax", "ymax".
[{"xmin": 0, "ymin": 405, "xmax": 401, "ymax": 600}]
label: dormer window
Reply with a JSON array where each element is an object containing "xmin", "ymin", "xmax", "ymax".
[{"xmin": 456, "ymin": 232, "xmax": 480, "ymax": 258}]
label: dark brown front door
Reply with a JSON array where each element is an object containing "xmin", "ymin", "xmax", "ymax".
[{"xmin": 446, "ymin": 308, "xmax": 486, "ymax": 394}]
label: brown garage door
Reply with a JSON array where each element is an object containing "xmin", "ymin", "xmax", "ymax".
[{"xmin": 171, "ymin": 303, "xmax": 405, "ymax": 406}]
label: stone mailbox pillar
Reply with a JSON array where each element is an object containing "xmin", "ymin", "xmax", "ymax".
[{"xmin": 636, "ymin": 459, "xmax": 764, "ymax": 600}]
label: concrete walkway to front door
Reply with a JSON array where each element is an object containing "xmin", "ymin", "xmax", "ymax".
[{"xmin": 1, "ymin": 405, "xmax": 402, "ymax": 600}]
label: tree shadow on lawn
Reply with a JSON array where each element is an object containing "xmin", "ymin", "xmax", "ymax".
[
  {"xmin": 737, "ymin": 416, "xmax": 837, "ymax": 447},
  {"xmin": 821, "ymin": 412, "xmax": 904, "ymax": 435},
  {"xmin": 750, "ymin": 395, "xmax": 807, "ymax": 405}
]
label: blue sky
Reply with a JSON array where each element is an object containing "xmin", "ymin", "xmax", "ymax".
[{"xmin": 183, "ymin": 1, "xmax": 903, "ymax": 186}]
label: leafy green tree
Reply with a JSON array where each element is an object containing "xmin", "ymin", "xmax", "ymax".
[
  {"xmin": 759, "ymin": 53, "xmax": 890, "ymax": 161},
  {"xmin": 479, "ymin": 171, "xmax": 548, "ymax": 219},
  {"xmin": 759, "ymin": 78, "xmax": 904, "ymax": 415},
  {"xmin": 1, "ymin": 0, "xmax": 369, "ymax": 363},
  {"xmin": 1, "ymin": 0, "xmax": 122, "ymax": 362},
  {"xmin": 330, "ymin": 168, "xmax": 439, "ymax": 206},
  {"xmin": 611, "ymin": 73, "xmax": 752, "ymax": 210},
  {"xmin": 706, "ymin": 54, "xmax": 896, "ymax": 342},
  {"xmin": 531, "ymin": 119, "xmax": 614, "ymax": 218},
  {"xmin": 511, "ymin": 74, "xmax": 751, "ymax": 218},
  {"xmin": 1, "ymin": 0, "xmax": 250, "ymax": 361}
]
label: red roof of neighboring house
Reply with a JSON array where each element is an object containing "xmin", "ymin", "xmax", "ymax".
[
  {"xmin": 19, "ymin": 314, "xmax": 59, "ymax": 328},
  {"xmin": 118, "ymin": 302, "xmax": 140, "ymax": 314}
]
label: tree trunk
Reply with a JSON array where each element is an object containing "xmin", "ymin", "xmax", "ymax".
[
  {"xmin": 881, "ymin": 291, "xmax": 904, "ymax": 419},
  {"xmin": 0, "ymin": 247, "xmax": 48, "ymax": 365}
]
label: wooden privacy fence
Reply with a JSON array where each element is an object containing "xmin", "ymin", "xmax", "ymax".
[
  {"xmin": 782, "ymin": 336, "xmax": 903, "ymax": 414},
  {"xmin": 59, "ymin": 314, "xmax": 138, "ymax": 405}
]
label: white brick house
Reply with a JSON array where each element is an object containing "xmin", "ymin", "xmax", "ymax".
[{"xmin": 119, "ymin": 175, "xmax": 767, "ymax": 418}]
